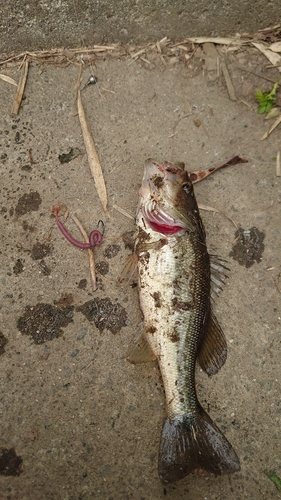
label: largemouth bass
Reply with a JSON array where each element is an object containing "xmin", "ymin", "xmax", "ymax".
[{"xmin": 127, "ymin": 159, "xmax": 240, "ymax": 483}]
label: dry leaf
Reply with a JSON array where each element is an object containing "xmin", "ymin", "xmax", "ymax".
[
  {"xmin": 269, "ymin": 41, "xmax": 281, "ymax": 53},
  {"xmin": 190, "ymin": 156, "xmax": 248, "ymax": 183},
  {"xmin": 252, "ymin": 42, "xmax": 281, "ymax": 71},
  {"xmin": 0, "ymin": 74, "xmax": 18, "ymax": 86},
  {"xmin": 264, "ymin": 108, "xmax": 279, "ymax": 120},
  {"xmin": 77, "ymin": 89, "xmax": 108, "ymax": 214}
]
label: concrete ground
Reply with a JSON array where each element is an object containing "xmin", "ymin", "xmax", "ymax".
[{"xmin": 0, "ymin": 41, "xmax": 281, "ymax": 499}]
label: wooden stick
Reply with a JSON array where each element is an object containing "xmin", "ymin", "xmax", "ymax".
[
  {"xmin": 221, "ymin": 61, "xmax": 236, "ymax": 101},
  {"xmin": 71, "ymin": 213, "xmax": 98, "ymax": 291}
]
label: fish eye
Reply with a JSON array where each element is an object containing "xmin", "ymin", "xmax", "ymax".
[{"xmin": 182, "ymin": 182, "xmax": 191, "ymax": 192}]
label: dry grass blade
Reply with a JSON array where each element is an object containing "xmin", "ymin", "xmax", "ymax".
[
  {"xmin": 276, "ymin": 151, "xmax": 281, "ymax": 177},
  {"xmin": 198, "ymin": 203, "xmax": 239, "ymax": 230},
  {"xmin": 113, "ymin": 204, "xmax": 135, "ymax": 220},
  {"xmin": 0, "ymin": 74, "xmax": 18, "ymax": 86},
  {"xmin": 70, "ymin": 213, "xmax": 98, "ymax": 291},
  {"xmin": 11, "ymin": 59, "xmax": 29, "ymax": 114},
  {"xmin": 77, "ymin": 88, "xmax": 108, "ymax": 214},
  {"xmin": 260, "ymin": 115, "xmax": 281, "ymax": 140}
]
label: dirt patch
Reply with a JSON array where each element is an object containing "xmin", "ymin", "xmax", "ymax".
[
  {"xmin": 0, "ymin": 448, "xmax": 22, "ymax": 476},
  {"xmin": 77, "ymin": 278, "xmax": 87, "ymax": 289},
  {"xmin": 96, "ymin": 260, "xmax": 109, "ymax": 275},
  {"xmin": 77, "ymin": 298, "xmax": 128, "ymax": 334},
  {"xmin": 103, "ymin": 244, "xmax": 121, "ymax": 259},
  {"xmin": 55, "ymin": 293, "xmax": 74, "ymax": 306},
  {"xmin": 229, "ymin": 227, "xmax": 265, "ymax": 268},
  {"xmin": 38, "ymin": 259, "xmax": 51, "ymax": 276},
  {"xmin": 17, "ymin": 303, "xmax": 74, "ymax": 343},
  {"xmin": 0, "ymin": 332, "xmax": 8, "ymax": 355},
  {"xmin": 13, "ymin": 258, "xmax": 24, "ymax": 275},
  {"xmin": 31, "ymin": 242, "xmax": 53, "ymax": 260},
  {"xmin": 122, "ymin": 230, "xmax": 135, "ymax": 252},
  {"xmin": 15, "ymin": 191, "xmax": 42, "ymax": 217}
]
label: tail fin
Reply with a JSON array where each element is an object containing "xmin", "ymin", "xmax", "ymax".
[{"xmin": 158, "ymin": 407, "xmax": 240, "ymax": 483}]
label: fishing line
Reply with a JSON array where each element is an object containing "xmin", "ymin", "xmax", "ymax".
[{"xmin": 71, "ymin": 0, "xmax": 97, "ymax": 88}]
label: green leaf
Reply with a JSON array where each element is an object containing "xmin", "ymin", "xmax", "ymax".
[
  {"xmin": 258, "ymin": 105, "xmax": 267, "ymax": 114},
  {"xmin": 255, "ymin": 81, "xmax": 279, "ymax": 114},
  {"xmin": 264, "ymin": 470, "xmax": 281, "ymax": 491}
]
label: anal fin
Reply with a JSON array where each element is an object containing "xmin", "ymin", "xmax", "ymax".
[
  {"xmin": 126, "ymin": 332, "xmax": 156, "ymax": 364},
  {"xmin": 197, "ymin": 311, "xmax": 227, "ymax": 376}
]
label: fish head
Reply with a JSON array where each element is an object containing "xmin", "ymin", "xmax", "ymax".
[{"xmin": 138, "ymin": 159, "xmax": 200, "ymax": 236}]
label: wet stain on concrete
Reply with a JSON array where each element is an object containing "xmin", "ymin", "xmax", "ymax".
[
  {"xmin": 15, "ymin": 191, "xmax": 42, "ymax": 217},
  {"xmin": 22, "ymin": 220, "xmax": 36, "ymax": 232},
  {"xmin": 13, "ymin": 258, "xmax": 24, "ymax": 275},
  {"xmin": 78, "ymin": 279, "xmax": 87, "ymax": 290},
  {"xmin": 38, "ymin": 259, "xmax": 51, "ymax": 276},
  {"xmin": 103, "ymin": 244, "xmax": 121, "ymax": 259},
  {"xmin": 0, "ymin": 448, "xmax": 22, "ymax": 476},
  {"xmin": 96, "ymin": 261, "xmax": 109, "ymax": 276},
  {"xmin": 17, "ymin": 303, "xmax": 74, "ymax": 343},
  {"xmin": 55, "ymin": 293, "xmax": 74, "ymax": 306},
  {"xmin": 0, "ymin": 331, "xmax": 8, "ymax": 355},
  {"xmin": 31, "ymin": 242, "xmax": 53, "ymax": 260},
  {"xmin": 77, "ymin": 298, "xmax": 127, "ymax": 334},
  {"xmin": 122, "ymin": 231, "xmax": 135, "ymax": 252},
  {"xmin": 229, "ymin": 226, "xmax": 265, "ymax": 268}
]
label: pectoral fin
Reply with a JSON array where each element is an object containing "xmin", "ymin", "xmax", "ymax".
[
  {"xmin": 210, "ymin": 255, "xmax": 229, "ymax": 297},
  {"xmin": 197, "ymin": 311, "xmax": 227, "ymax": 376},
  {"xmin": 126, "ymin": 332, "xmax": 156, "ymax": 364}
]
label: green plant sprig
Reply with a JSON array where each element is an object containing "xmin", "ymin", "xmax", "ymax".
[{"xmin": 255, "ymin": 81, "xmax": 279, "ymax": 114}]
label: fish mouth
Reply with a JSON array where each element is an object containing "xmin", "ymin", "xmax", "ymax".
[
  {"xmin": 142, "ymin": 200, "xmax": 186, "ymax": 235},
  {"xmin": 140, "ymin": 159, "xmax": 188, "ymax": 235}
]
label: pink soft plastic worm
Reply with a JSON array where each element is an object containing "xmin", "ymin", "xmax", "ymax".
[{"xmin": 53, "ymin": 207, "xmax": 103, "ymax": 249}]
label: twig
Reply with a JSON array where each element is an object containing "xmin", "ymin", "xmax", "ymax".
[
  {"xmin": 198, "ymin": 204, "xmax": 239, "ymax": 230},
  {"xmin": 70, "ymin": 213, "xmax": 98, "ymax": 291},
  {"xmin": 221, "ymin": 61, "xmax": 236, "ymax": 101},
  {"xmin": 11, "ymin": 59, "xmax": 29, "ymax": 114},
  {"xmin": 260, "ymin": 115, "xmax": 281, "ymax": 140},
  {"xmin": 238, "ymin": 67, "xmax": 276, "ymax": 84}
]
